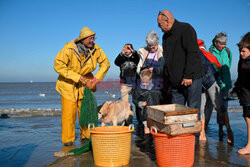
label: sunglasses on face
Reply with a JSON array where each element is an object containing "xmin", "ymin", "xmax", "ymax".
[
  {"xmin": 83, "ymin": 35, "xmax": 96, "ymax": 41},
  {"xmin": 158, "ymin": 11, "xmax": 168, "ymax": 19},
  {"xmin": 87, "ymin": 37, "xmax": 96, "ymax": 41}
]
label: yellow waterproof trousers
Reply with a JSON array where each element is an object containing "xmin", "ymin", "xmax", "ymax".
[{"xmin": 61, "ymin": 96, "xmax": 90, "ymax": 143}]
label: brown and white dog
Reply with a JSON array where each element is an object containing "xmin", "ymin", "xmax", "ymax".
[{"xmin": 98, "ymin": 101, "xmax": 133, "ymax": 126}]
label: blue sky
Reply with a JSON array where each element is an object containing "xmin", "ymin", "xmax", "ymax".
[{"xmin": 0, "ymin": 0, "xmax": 249, "ymax": 82}]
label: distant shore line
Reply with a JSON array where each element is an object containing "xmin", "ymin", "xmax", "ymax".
[
  {"xmin": 0, "ymin": 108, "xmax": 61, "ymax": 118},
  {"xmin": 0, "ymin": 107, "xmax": 243, "ymax": 118}
]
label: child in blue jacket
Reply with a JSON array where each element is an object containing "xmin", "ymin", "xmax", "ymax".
[{"xmin": 132, "ymin": 69, "xmax": 162, "ymax": 145}]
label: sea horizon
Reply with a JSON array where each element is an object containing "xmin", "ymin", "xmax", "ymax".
[{"xmin": 0, "ymin": 81, "xmax": 242, "ymax": 118}]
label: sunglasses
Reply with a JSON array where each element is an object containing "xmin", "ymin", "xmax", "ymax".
[
  {"xmin": 158, "ymin": 11, "xmax": 168, "ymax": 19},
  {"xmin": 87, "ymin": 36, "xmax": 96, "ymax": 40}
]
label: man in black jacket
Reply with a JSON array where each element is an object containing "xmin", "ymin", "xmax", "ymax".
[
  {"xmin": 115, "ymin": 43, "xmax": 139, "ymax": 102},
  {"xmin": 157, "ymin": 10, "xmax": 204, "ymax": 110}
]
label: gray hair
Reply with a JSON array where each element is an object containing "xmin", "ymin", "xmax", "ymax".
[
  {"xmin": 146, "ymin": 30, "xmax": 159, "ymax": 45},
  {"xmin": 213, "ymin": 32, "xmax": 228, "ymax": 44}
]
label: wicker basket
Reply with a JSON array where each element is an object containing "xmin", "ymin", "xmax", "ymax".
[
  {"xmin": 89, "ymin": 124, "xmax": 134, "ymax": 167},
  {"xmin": 151, "ymin": 127, "xmax": 195, "ymax": 167}
]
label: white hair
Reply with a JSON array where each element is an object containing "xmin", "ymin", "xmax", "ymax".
[
  {"xmin": 146, "ymin": 30, "xmax": 159, "ymax": 45},
  {"xmin": 213, "ymin": 32, "xmax": 228, "ymax": 44}
]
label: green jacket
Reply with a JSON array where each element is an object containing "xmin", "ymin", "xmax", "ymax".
[{"xmin": 209, "ymin": 45, "xmax": 232, "ymax": 90}]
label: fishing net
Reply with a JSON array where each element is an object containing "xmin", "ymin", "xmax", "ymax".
[
  {"xmin": 69, "ymin": 138, "xmax": 91, "ymax": 155},
  {"xmin": 79, "ymin": 87, "xmax": 98, "ymax": 127},
  {"xmin": 70, "ymin": 87, "xmax": 98, "ymax": 155}
]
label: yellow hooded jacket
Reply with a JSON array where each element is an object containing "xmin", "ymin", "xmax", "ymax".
[{"xmin": 54, "ymin": 40, "xmax": 110, "ymax": 102}]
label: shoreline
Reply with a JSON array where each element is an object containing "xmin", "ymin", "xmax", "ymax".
[
  {"xmin": 0, "ymin": 108, "xmax": 61, "ymax": 118},
  {"xmin": 1, "ymin": 113, "xmax": 250, "ymax": 166},
  {"xmin": 0, "ymin": 107, "xmax": 243, "ymax": 118}
]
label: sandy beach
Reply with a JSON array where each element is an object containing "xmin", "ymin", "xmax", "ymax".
[
  {"xmin": 1, "ymin": 111, "xmax": 250, "ymax": 167},
  {"xmin": 0, "ymin": 81, "xmax": 248, "ymax": 166}
]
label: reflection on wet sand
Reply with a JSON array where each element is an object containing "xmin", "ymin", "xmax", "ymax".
[
  {"xmin": 0, "ymin": 144, "xmax": 38, "ymax": 167},
  {"xmin": 194, "ymin": 112, "xmax": 250, "ymax": 166},
  {"xmin": 196, "ymin": 139, "xmax": 250, "ymax": 166},
  {"xmin": 46, "ymin": 146, "xmax": 156, "ymax": 167},
  {"xmin": 1, "ymin": 113, "xmax": 250, "ymax": 166}
]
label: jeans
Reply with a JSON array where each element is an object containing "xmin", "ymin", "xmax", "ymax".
[
  {"xmin": 171, "ymin": 77, "xmax": 202, "ymax": 110},
  {"xmin": 205, "ymin": 88, "xmax": 229, "ymax": 125}
]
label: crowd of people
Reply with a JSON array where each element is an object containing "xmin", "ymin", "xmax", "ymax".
[
  {"xmin": 114, "ymin": 10, "xmax": 250, "ymax": 154},
  {"xmin": 54, "ymin": 10, "xmax": 250, "ymax": 155}
]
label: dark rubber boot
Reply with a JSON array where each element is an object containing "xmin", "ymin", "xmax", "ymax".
[
  {"xmin": 141, "ymin": 134, "xmax": 153, "ymax": 146},
  {"xmin": 64, "ymin": 142, "xmax": 73, "ymax": 146},
  {"xmin": 81, "ymin": 138, "xmax": 88, "ymax": 145}
]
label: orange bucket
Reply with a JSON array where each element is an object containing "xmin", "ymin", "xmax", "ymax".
[
  {"xmin": 151, "ymin": 127, "xmax": 195, "ymax": 167},
  {"xmin": 89, "ymin": 124, "xmax": 134, "ymax": 167}
]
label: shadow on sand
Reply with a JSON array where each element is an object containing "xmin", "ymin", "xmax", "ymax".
[{"xmin": 0, "ymin": 144, "xmax": 38, "ymax": 166}]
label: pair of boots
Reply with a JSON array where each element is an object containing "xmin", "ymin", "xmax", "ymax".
[
  {"xmin": 64, "ymin": 138, "xmax": 89, "ymax": 147},
  {"xmin": 64, "ymin": 142, "xmax": 73, "ymax": 146},
  {"xmin": 139, "ymin": 134, "xmax": 153, "ymax": 153}
]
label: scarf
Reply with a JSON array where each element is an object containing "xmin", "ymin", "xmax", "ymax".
[
  {"xmin": 140, "ymin": 82, "xmax": 154, "ymax": 90},
  {"xmin": 76, "ymin": 42, "xmax": 89, "ymax": 56}
]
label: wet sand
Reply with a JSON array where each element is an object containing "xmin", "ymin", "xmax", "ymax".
[
  {"xmin": 0, "ymin": 108, "xmax": 242, "ymax": 118},
  {"xmin": 1, "ymin": 112, "xmax": 250, "ymax": 167}
]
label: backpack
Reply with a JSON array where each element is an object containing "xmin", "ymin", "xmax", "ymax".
[
  {"xmin": 197, "ymin": 39, "xmax": 221, "ymax": 70},
  {"xmin": 200, "ymin": 49, "xmax": 221, "ymax": 69}
]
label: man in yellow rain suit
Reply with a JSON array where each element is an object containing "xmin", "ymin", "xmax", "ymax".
[{"xmin": 54, "ymin": 27, "xmax": 110, "ymax": 146}]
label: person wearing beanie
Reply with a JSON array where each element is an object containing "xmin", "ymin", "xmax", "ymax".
[{"xmin": 54, "ymin": 27, "xmax": 110, "ymax": 146}]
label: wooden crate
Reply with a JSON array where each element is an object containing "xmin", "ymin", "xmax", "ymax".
[
  {"xmin": 147, "ymin": 104, "xmax": 199, "ymax": 124},
  {"xmin": 148, "ymin": 118, "xmax": 201, "ymax": 136}
]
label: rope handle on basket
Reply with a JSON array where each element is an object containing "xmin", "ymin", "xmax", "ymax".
[
  {"xmin": 88, "ymin": 123, "xmax": 95, "ymax": 130},
  {"xmin": 150, "ymin": 126, "xmax": 158, "ymax": 133},
  {"xmin": 128, "ymin": 124, "xmax": 134, "ymax": 130}
]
